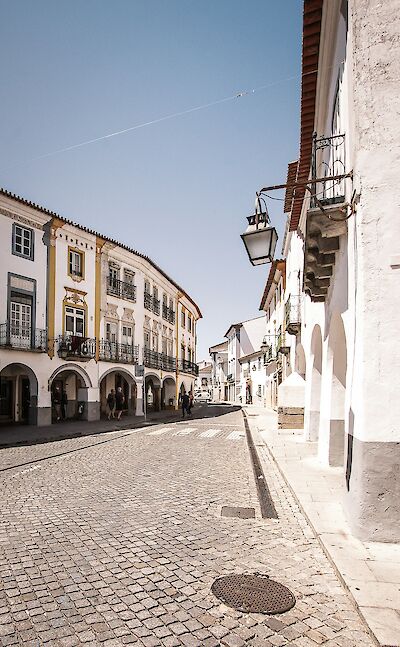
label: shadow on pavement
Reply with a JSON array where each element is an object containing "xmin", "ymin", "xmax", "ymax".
[{"xmin": 0, "ymin": 404, "xmax": 242, "ymax": 451}]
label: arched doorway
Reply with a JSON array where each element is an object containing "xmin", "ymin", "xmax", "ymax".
[
  {"xmin": 99, "ymin": 369, "xmax": 137, "ymax": 417},
  {"xmin": 161, "ymin": 377, "xmax": 175, "ymax": 410},
  {"xmin": 49, "ymin": 365, "xmax": 92, "ymax": 423},
  {"xmin": 327, "ymin": 313, "xmax": 347, "ymax": 466},
  {"xmin": 305, "ymin": 325, "xmax": 323, "ymax": 441},
  {"xmin": 0, "ymin": 363, "xmax": 38, "ymax": 425},
  {"xmin": 145, "ymin": 375, "xmax": 161, "ymax": 412}
]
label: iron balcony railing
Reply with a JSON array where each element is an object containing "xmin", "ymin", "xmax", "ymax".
[
  {"xmin": 143, "ymin": 348, "xmax": 176, "ymax": 371},
  {"xmin": 99, "ymin": 340, "xmax": 139, "ymax": 364},
  {"xmin": 107, "ymin": 277, "xmax": 136, "ymax": 302},
  {"xmin": 285, "ymin": 294, "xmax": 302, "ymax": 335},
  {"xmin": 264, "ymin": 345, "xmax": 277, "ymax": 364},
  {"xmin": 0, "ymin": 323, "xmax": 47, "ymax": 351},
  {"xmin": 144, "ymin": 291, "xmax": 152, "ymax": 311},
  {"xmin": 152, "ymin": 297, "xmax": 160, "ymax": 316},
  {"xmin": 179, "ymin": 359, "xmax": 199, "ymax": 376},
  {"xmin": 162, "ymin": 304, "xmax": 175, "ymax": 324},
  {"xmin": 58, "ymin": 335, "xmax": 96, "ymax": 360},
  {"xmin": 144, "ymin": 292, "xmax": 161, "ymax": 316},
  {"xmin": 311, "ymin": 132, "xmax": 346, "ymax": 208}
]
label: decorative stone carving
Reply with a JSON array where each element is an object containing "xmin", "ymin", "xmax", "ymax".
[
  {"xmin": 0, "ymin": 207, "xmax": 44, "ymax": 230},
  {"xmin": 123, "ymin": 308, "xmax": 134, "ymax": 321},
  {"xmin": 64, "ymin": 287, "xmax": 87, "ymax": 306},
  {"xmin": 105, "ymin": 302, "xmax": 119, "ymax": 319},
  {"xmin": 109, "ymin": 260, "xmax": 121, "ymax": 270}
]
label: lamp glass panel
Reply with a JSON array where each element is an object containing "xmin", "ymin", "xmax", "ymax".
[{"xmin": 242, "ymin": 226, "xmax": 278, "ymax": 265}]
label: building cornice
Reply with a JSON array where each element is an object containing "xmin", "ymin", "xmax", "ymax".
[{"xmin": 0, "ymin": 187, "xmax": 202, "ymax": 319}]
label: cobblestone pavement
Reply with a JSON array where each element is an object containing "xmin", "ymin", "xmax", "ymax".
[{"xmin": 0, "ymin": 407, "xmax": 375, "ymax": 646}]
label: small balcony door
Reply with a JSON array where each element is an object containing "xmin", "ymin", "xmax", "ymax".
[
  {"xmin": 65, "ymin": 307, "xmax": 85, "ymax": 337},
  {"xmin": 10, "ymin": 300, "xmax": 32, "ymax": 348},
  {"xmin": 109, "ymin": 267, "xmax": 119, "ymax": 291},
  {"xmin": 106, "ymin": 321, "xmax": 117, "ymax": 344},
  {"xmin": 122, "ymin": 325, "xmax": 133, "ymax": 346}
]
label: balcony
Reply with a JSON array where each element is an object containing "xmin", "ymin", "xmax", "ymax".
[
  {"xmin": 107, "ymin": 278, "xmax": 136, "ymax": 302},
  {"xmin": 58, "ymin": 335, "xmax": 96, "ymax": 361},
  {"xmin": 144, "ymin": 291, "xmax": 161, "ymax": 316},
  {"xmin": 162, "ymin": 304, "xmax": 175, "ymax": 325},
  {"xmin": 99, "ymin": 340, "xmax": 139, "ymax": 364},
  {"xmin": 304, "ymin": 133, "xmax": 349, "ymax": 302},
  {"xmin": 152, "ymin": 297, "xmax": 160, "ymax": 316},
  {"xmin": 179, "ymin": 360, "xmax": 199, "ymax": 376},
  {"xmin": 0, "ymin": 324, "xmax": 47, "ymax": 352},
  {"xmin": 277, "ymin": 331, "xmax": 290, "ymax": 357},
  {"xmin": 285, "ymin": 295, "xmax": 301, "ymax": 336},
  {"xmin": 264, "ymin": 345, "xmax": 277, "ymax": 365},
  {"xmin": 143, "ymin": 348, "xmax": 176, "ymax": 371},
  {"xmin": 144, "ymin": 291, "xmax": 152, "ymax": 311}
]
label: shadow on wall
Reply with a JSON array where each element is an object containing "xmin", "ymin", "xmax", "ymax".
[{"xmin": 346, "ymin": 407, "xmax": 354, "ymax": 491}]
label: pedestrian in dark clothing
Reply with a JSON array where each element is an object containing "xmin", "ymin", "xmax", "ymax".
[
  {"xmin": 188, "ymin": 391, "xmax": 194, "ymax": 414},
  {"xmin": 182, "ymin": 392, "xmax": 190, "ymax": 418},
  {"xmin": 115, "ymin": 387, "xmax": 125, "ymax": 421},
  {"xmin": 61, "ymin": 390, "xmax": 68, "ymax": 420},
  {"xmin": 52, "ymin": 387, "xmax": 62, "ymax": 422},
  {"xmin": 107, "ymin": 389, "xmax": 115, "ymax": 420}
]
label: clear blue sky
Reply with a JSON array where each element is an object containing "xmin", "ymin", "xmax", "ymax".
[{"xmin": 0, "ymin": 0, "xmax": 302, "ymax": 360}]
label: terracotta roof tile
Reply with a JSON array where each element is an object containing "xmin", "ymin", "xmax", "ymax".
[
  {"xmin": 289, "ymin": 0, "xmax": 323, "ymax": 231},
  {"xmin": 284, "ymin": 161, "xmax": 299, "ymax": 213}
]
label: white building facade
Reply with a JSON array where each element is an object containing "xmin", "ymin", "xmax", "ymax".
[
  {"xmin": 257, "ymin": 0, "xmax": 400, "ymax": 542},
  {"xmin": 224, "ymin": 316, "xmax": 266, "ymax": 403},
  {"xmin": 0, "ymin": 190, "xmax": 201, "ymax": 427},
  {"xmin": 209, "ymin": 341, "xmax": 228, "ymax": 402}
]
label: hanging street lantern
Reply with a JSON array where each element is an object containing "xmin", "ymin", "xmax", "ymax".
[{"xmin": 241, "ymin": 194, "xmax": 278, "ymax": 265}]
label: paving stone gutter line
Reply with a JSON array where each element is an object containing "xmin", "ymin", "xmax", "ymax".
[
  {"xmin": 242, "ymin": 410, "xmax": 278, "ymax": 519},
  {"xmin": 243, "ymin": 409, "xmax": 383, "ymax": 647}
]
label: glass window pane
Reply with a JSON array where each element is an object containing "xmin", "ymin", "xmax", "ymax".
[{"xmin": 66, "ymin": 316, "xmax": 74, "ymax": 332}]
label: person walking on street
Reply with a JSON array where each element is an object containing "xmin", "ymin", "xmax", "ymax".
[
  {"xmin": 52, "ymin": 386, "xmax": 62, "ymax": 422},
  {"xmin": 115, "ymin": 386, "xmax": 125, "ymax": 421},
  {"xmin": 182, "ymin": 391, "xmax": 190, "ymax": 418},
  {"xmin": 61, "ymin": 389, "xmax": 68, "ymax": 420},
  {"xmin": 107, "ymin": 389, "xmax": 115, "ymax": 420},
  {"xmin": 188, "ymin": 391, "xmax": 194, "ymax": 414}
]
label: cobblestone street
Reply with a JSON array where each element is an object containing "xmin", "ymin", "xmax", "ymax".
[{"xmin": 0, "ymin": 407, "xmax": 375, "ymax": 647}]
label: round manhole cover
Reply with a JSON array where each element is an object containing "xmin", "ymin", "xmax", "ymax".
[{"xmin": 211, "ymin": 574, "xmax": 296, "ymax": 614}]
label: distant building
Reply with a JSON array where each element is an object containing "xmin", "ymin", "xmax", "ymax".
[
  {"xmin": 195, "ymin": 360, "xmax": 213, "ymax": 394},
  {"xmin": 224, "ymin": 315, "xmax": 266, "ymax": 403},
  {"xmin": 209, "ymin": 341, "xmax": 228, "ymax": 402}
]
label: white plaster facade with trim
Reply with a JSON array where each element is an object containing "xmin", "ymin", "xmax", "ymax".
[
  {"xmin": 209, "ymin": 341, "xmax": 228, "ymax": 402},
  {"xmin": 224, "ymin": 315, "xmax": 266, "ymax": 403},
  {"xmin": 0, "ymin": 191, "xmax": 201, "ymax": 428},
  {"xmin": 265, "ymin": 0, "xmax": 400, "ymax": 542}
]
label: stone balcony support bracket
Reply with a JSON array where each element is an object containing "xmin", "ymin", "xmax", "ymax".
[{"xmin": 304, "ymin": 204, "xmax": 347, "ymax": 302}]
